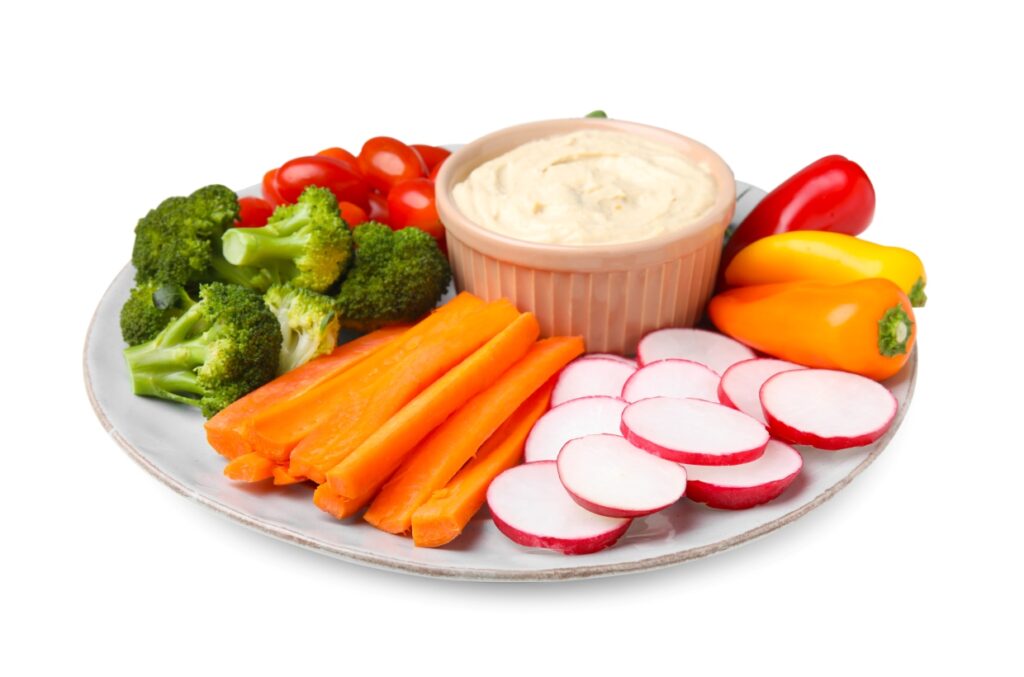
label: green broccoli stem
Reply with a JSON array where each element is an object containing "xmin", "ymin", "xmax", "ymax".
[
  {"xmin": 124, "ymin": 340, "xmax": 210, "ymax": 399},
  {"xmin": 129, "ymin": 370, "xmax": 206, "ymax": 406},
  {"xmin": 150, "ymin": 302, "xmax": 208, "ymax": 347},
  {"xmin": 222, "ymin": 229, "xmax": 310, "ymax": 267},
  {"xmin": 123, "ymin": 304, "xmax": 212, "ymax": 403},
  {"xmin": 208, "ymin": 254, "xmax": 274, "ymax": 290}
]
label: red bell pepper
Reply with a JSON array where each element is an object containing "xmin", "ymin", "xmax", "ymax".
[{"xmin": 721, "ymin": 155, "xmax": 875, "ymax": 272}]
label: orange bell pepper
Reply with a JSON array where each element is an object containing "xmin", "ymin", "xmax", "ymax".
[{"xmin": 707, "ymin": 278, "xmax": 915, "ymax": 381}]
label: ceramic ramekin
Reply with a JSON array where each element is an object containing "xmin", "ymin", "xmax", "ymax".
[{"xmin": 434, "ymin": 118, "xmax": 736, "ymax": 355}]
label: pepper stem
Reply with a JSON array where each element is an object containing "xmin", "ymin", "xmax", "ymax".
[
  {"xmin": 878, "ymin": 304, "xmax": 914, "ymax": 357},
  {"xmin": 909, "ymin": 277, "xmax": 927, "ymax": 307}
]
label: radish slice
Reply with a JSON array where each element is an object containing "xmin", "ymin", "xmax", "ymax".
[
  {"xmin": 584, "ymin": 353, "xmax": 637, "ymax": 368},
  {"xmin": 760, "ymin": 369, "xmax": 898, "ymax": 450},
  {"xmin": 621, "ymin": 359, "xmax": 720, "ymax": 403},
  {"xmin": 684, "ymin": 440, "xmax": 803, "ymax": 509},
  {"xmin": 524, "ymin": 396, "xmax": 627, "ymax": 463},
  {"xmin": 551, "ymin": 357, "xmax": 637, "ymax": 407},
  {"xmin": 487, "ymin": 461, "xmax": 632, "ymax": 555},
  {"xmin": 621, "ymin": 397, "xmax": 769, "ymax": 465},
  {"xmin": 557, "ymin": 434, "xmax": 687, "ymax": 517},
  {"xmin": 718, "ymin": 358, "xmax": 806, "ymax": 424},
  {"xmin": 637, "ymin": 328, "xmax": 756, "ymax": 374}
]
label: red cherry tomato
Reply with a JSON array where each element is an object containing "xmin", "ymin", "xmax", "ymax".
[
  {"xmin": 358, "ymin": 137, "xmax": 426, "ymax": 193},
  {"xmin": 236, "ymin": 196, "xmax": 275, "ymax": 228},
  {"xmin": 317, "ymin": 147, "xmax": 362, "ymax": 172},
  {"xmin": 338, "ymin": 201, "xmax": 369, "ymax": 227},
  {"xmin": 276, "ymin": 155, "xmax": 370, "ymax": 209},
  {"xmin": 411, "ymin": 145, "xmax": 451, "ymax": 172},
  {"xmin": 366, "ymin": 191, "xmax": 391, "ymax": 225},
  {"xmin": 428, "ymin": 160, "xmax": 445, "ymax": 182},
  {"xmin": 262, "ymin": 168, "xmax": 285, "ymax": 206},
  {"xmin": 387, "ymin": 178, "xmax": 444, "ymax": 240}
]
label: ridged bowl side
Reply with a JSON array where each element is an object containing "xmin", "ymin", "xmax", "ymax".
[{"xmin": 446, "ymin": 223, "xmax": 725, "ymax": 355}]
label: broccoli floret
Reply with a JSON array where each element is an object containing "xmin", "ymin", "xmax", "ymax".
[
  {"xmin": 335, "ymin": 222, "xmax": 451, "ymax": 331},
  {"xmin": 131, "ymin": 185, "xmax": 255, "ymax": 288},
  {"xmin": 220, "ymin": 186, "xmax": 352, "ymax": 293},
  {"xmin": 264, "ymin": 284, "xmax": 341, "ymax": 375},
  {"xmin": 119, "ymin": 280, "xmax": 195, "ymax": 345},
  {"xmin": 123, "ymin": 282, "xmax": 281, "ymax": 418}
]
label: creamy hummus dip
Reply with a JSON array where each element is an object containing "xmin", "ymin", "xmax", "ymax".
[{"xmin": 452, "ymin": 129, "xmax": 717, "ymax": 246}]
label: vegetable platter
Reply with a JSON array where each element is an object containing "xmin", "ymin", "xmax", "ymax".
[{"xmin": 85, "ymin": 159, "xmax": 919, "ymax": 580}]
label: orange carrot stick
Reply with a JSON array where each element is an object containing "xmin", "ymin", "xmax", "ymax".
[
  {"xmin": 287, "ymin": 299, "xmax": 521, "ymax": 483},
  {"xmin": 316, "ymin": 483, "xmax": 380, "ymax": 519},
  {"xmin": 363, "ymin": 336, "xmax": 584, "ymax": 534},
  {"xmin": 313, "ymin": 483, "xmax": 365, "ymax": 520},
  {"xmin": 325, "ymin": 312, "xmax": 541, "ymax": 500},
  {"xmin": 272, "ymin": 466, "xmax": 305, "ymax": 486},
  {"xmin": 250, "ymin": 293, "xmax": 487, "ymax": 463},
  {"xmin": 204, "ymin": 326, "xmax": 407, "ymax": 460},
  {"xmin": 411, "ymin": 380, "xmax": 554, "ymax": 547},
  {"xmin": 223, "ymin": 452, "xmax": 276, "ymax": 482}
]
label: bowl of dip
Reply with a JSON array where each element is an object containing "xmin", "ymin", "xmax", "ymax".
[{"xmin": 434, "ymin": 118, "xmax": 736, "ymax": 355}]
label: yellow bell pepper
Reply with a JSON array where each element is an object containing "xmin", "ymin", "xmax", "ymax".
[{"xmin": 723, "ymin": 231, "xmax": 927, "ymax": 307}]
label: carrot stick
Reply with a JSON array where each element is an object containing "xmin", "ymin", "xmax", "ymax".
[
  {"xmin": 325, "ymin": 312, "xmax": 541, "ymax": 500},
  {"xmin": 287, "ymin": 299, "xmax": 521, "ymax": 483},
  {"xmin": 272, "ymin": 466, "xmax": 305, "ymax": 486},
  {"xmin": 313, "ymin": 483, "xmax": 366, "ymax": 520},
  {"xmin": 204, "ymin": 326, "xmax": 407, "ymax": 460},
  {"xmin": 316, "ymin": 482, "xmax": 380, "ymax": 519},
  {"xmin": 223, "ymin": 452, "xmax": 276, "ymax": 482},
  {"xmin": 363, "ymin": 336, "xmax": 584, "ymax": 534},
  {"xmin": 249, "ymin": 292, "xmax": 488, "ymax": 463},
  {"xmin": 411, "ymin": 380, "xmax": 554, "ymax": 547}
]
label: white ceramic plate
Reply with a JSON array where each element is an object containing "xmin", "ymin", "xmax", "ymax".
[{"xmin": 83, "ymin": 181, "xmax": 916, "ymax": 581}]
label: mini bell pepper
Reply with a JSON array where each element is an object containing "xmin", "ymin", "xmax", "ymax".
[
  {"xmin": 708, "ymin": 278, "xmax": 915, "ymax": 381},
  {"xmin": 721, "ymin": 155, "xmax": 875, "ymax": 272},
  {"xmin": 724, "ymin": 231, "xmax": 928, "ymax": 307}
]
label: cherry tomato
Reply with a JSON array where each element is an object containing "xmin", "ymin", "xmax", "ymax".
[
  {"xmin": 275, "ymin": 155, "xmax": 370, "ymax": 209},
  {"xmin": 236, "ymin": 196, "xmax": 275, "ymax": 228},
  {"xmin": 262, "ymin": 168, "xmax": 285, "ymax": 205},
  {"xmin": 411, "ymin": 145, "xmax": 451, "ymax": 172},
  {"xmin": 428, "ymin": 160, "xmax": 445, "ymax": 182},
  {"xmin": 338, "ymin": 201, "xmax": 369, "ymax": 227},
  {"xmin": 358, "ymin": 137, "xmax": 426, "ymax": 193},
  {"xmin": 387, "ymin": 178, "xmax": 444, "ymax": 240},
  {"xmin": 366, "ymin": 191, "xmax": 391, "ymax": 225},
  {"xmin": 317, "ymin": 146, "xmax": 362, "ymax": 172}
]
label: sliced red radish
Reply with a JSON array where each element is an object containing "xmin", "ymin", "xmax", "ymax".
[
  {"xmin": 621, "ymin": 397, "xmax": 769, "ymax": 465},
  {"xmin": 584, "ymin": 353, "xmax": 637, "ymax": 368},
  {"xmin": 551, "ymin": 357, "xmax": 637, "ymax": 407},
  {"xmin": 487, "ymin": 461, "xmax": 632, "ymax": 555},
  {"xmin": 621, "ymin": 359, "xmax": 720, "ymax": 403},
  {"xmin": 524, "ymin": 396, "xmax": 627, "ymax": 463},
  {"xmin": 760, "ymin": 369, "xmax": 898, "ymax": 450},
  {"xmin": 637, "ymin": 328, "xmax": 756, "ymax": 375},
  {"xmin": 684, "ymin": 440, "xmax": 803, "ymax": 510},
  {"xmin": 557, "ymin": 434, "xmax": 687, "ymax": 517},
  {"xmin": 718, "ymin": 358, "xmax": 806, "ymax": 424}
]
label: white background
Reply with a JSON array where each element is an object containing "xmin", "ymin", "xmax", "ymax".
[{"xmin": 2, "ymin": 1, "xmax": 1021, "ymax": 674}]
